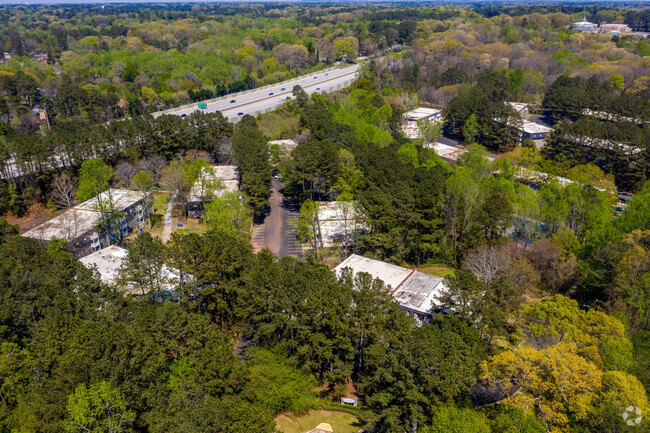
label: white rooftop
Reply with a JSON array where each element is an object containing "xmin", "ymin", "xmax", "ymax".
[
  {"xmin": 23, "ymin": 189, "xmax": 147, "ymax": 242},
  {"xmin": 188, "ymin": 165, "xmax": 239, "ymax": 202},
  {"xmin": 507, "ymin": 102, "xmax": 529, "ymax": 112},
  {"xmin": 522, "ymin": 120, "xmax": 553, "ymax": 134},
  {"xmin": 335, "ymin": 254, "xmax": 413, "ymax": 291},
  {"xmin": 80, "ymin": 245, "xmax": 181, "ymax": 292},
  {"xmin": 404, "ymin": 107, "xmax": 443, "ymax": 121},
  {"xmin": 334, "ymin": 254, "xmax": 445, "ymax": 317},
  {"xmin": 80, "ymin": 245, "xmax": 128, "ymax": 285},
  {"xmin": 431, "ymin": 143, "xmax": 467, "ymax": 162},
  {"xmin": 316, "ymin": 201, "xmax": 367, "ymax": 247},
  {"xmin": 268, "ymin": 139, "xmax": 298, "ymax": 152}
]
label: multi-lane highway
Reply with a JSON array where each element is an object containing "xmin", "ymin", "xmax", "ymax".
[{"xmin": 153, "ymin": 63, "xmax": 360, "ymax": 121}]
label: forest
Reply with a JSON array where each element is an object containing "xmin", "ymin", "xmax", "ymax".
[{"xmin": 0, "ymin": 2, "xmax": 650, "ymax": 433}]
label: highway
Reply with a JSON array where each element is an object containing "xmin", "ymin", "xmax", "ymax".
[{"xmin": 153, "ymin": 63, "xmax": 360, "ymax": 121}]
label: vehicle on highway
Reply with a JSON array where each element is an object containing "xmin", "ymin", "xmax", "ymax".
[
  {"xmin": 269, "ymin": 92, "xmax": 274, "ymax": 95},
  {"xmin": 313, "ymin": 76, "xmax": 317, "ymax": 79},
  {"xmin": 316, "ymin": 87, "xmax": 320, "ymax": 91},
  {"xmin": 281, "ymin": 87, "xmax": 285, "ymax": 91},
  {"xmin": 180, "ymin": 114, "xmax": 187, "ymax": 118},
  {"xmin": 230, "ymin": 99, "xmax": 236, "ymax": 103},
  {"xmin": 325, "ymin": 73, "xmax": 328, "ymax": 76},
  {"xmin": 237, "ymin": 112, "xmax": 244, "ymax": 116}
]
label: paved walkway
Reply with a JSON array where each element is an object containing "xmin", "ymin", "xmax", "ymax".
[
  {"xmin": 251, "ymin": 179, "xmax": 301, "ymax": 258},
  {"xmin": 161, "ymin": 195, "xmax": 174, "ymax": 243}
]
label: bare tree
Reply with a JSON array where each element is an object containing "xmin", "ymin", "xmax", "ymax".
[
  {"xmin": 137, "ymin": 155, "xmax": 166, "ymax": 184},
  {"xmin": 115, "ymin": 161, "xmax": 138, "ymax": 188},
  {"xmin": 216, "ymin": 137, "xmax": 232, "ymax": 164},
  {"xmin": 52, "ymin": 173, "xmax": 77, "ymax": 209},
  {"xmin": 61, "ymin": 209, "xmax": 82, "ymax": 246},
  {"xmin": 463, "ymin": 245, "xmax": 513, "ymax": 283}
]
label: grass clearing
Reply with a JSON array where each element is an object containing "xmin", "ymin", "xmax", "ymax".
[
  {"xmin": 275, "ymin": 409, "xmax": 360, "ymax": 433},
  {"xmin": 419, "ymin": 266, "xmax": 455, "ymax": 278},
  {"xmin": 171, "ymin": 206, "xmax": 208, "ymax": 235}
]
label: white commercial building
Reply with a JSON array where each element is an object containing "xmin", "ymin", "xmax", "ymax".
[
  {"xmin": 334, "ymin": 254, "xmax": 447, "ymax": 322},
  {"xmin": 23, "ymin": 189, "xmax": 151, "ymax": 257}
]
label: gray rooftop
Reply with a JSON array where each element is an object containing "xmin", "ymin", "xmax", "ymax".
[
  {"xmin": 80, "ymin": 245, "xmax": 181, "ymax": 292},
  {"xmin": 188, "ymin": 165, "xmax": 239, "ymax": 203},
  {"xmin": 334, "ymin": 254, "xmax": 445, "ymax": 317},
  {"xmin": 23, "ymin": 189, "xmax": 147, "ymax": 242}
]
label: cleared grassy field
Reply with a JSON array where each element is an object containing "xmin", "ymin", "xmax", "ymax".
[
  {"xmin": 275, "ymin": 410, "xmax": 360, "ymax": 433},
  {"xmin": 419, "ymin": 266, "xmax": 455, "ymax": 278}
]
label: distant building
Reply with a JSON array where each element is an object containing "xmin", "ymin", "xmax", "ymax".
[
  {"xmin": 23, "ymin": 189, "xmax": 152, "ymax": 257},
  {"xmin": 316, "ymin": 201, "xmax": 367, "ymax": 248},
  {"xmin": 572, "ymin": 14, "xmax": 598, "ymax": 32},
  {"xmin": 521, "ymin": 120, "xmax": 554, "ymax": 145},
  {"xmin": 599, "ymin": 23, "xmax": 632, "ymax": 34},
  {"xmin": 404, "ymin": 107, "xmax": 443, "ymax": 123},
  {"xmin": 566, "ymin": 134, "xmax": 644, "ymax": 156},
  {"xmin": 431, "ymin": 142, "xmax": 467, "ymax": 162},
  {"xmin": 187, "ymin": 165, "xmax": 239, "ymax": 217},
  {"xmin": 80, "ymin": 245, "xmax": 182, "ymax": 293},
  {"xmin": 582, "ymin": 109, "xmax": 648, "ymax": 125},
  {"xmin": 402, "ymin": 107, "xmax": 443, "ymax": 139},
  {"xmin": 3, "ymin": 52, "xmax": 10, "ymax": 61},
  {"xmin": 506, "ymin": 102, "xmax": 529, "ymax": 117},
  {"xmin": 267, "ymin": 139, "xmax": 298, "ymax": 155},
  {"xmin": 430, "ymin": 142, "xmax": 496, "ymax": 163},
  {"xmin": 33, "ymin": 54, "xmax": 48, "ymax": 63},
  {"xmin": 334, "ymin": 254, "xmax": 447, "ymax": 322}
]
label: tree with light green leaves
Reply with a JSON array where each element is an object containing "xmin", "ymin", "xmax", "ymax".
[
  {"xmin": 118, "ymin": 231, "xmax": 168, "ymax": 296},
  {"xmin": 295, "ymin": 199, "xmax": 321, "ymax": 258},
  {"xmin": 64, "ymin": 381, "xmax": 135, "ymax": 433},
  {"xmin": 203, "ymin": 191, "xmax": 250, "ymax": 239},
  {"xmin": 131, "ymin": 170, "xmax": 154, "ymax": 229},
  {"xmin": 77, "ymin": 158, "xmax": 123, "ymax": 245}
]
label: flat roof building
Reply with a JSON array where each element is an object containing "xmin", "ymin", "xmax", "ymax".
[
  {"xmin": 316, "ymin": 201, "xmax": 367, "ymax": 248},
  {"xmin": 599, "ymin": 23, "xmax": 631, "ymax": 34},
  {"xmin": 334, "ymin": 254, "xmax": 446, "ymax": 322},
  {"xmin": 521, "ymin": 120, "xmax": 554, "ymax": 142},
  {"xmin": 507, "ymin": 102, "xmax": 529, "ymax": 116},
  {"xmin": 267, "ymin": 139, "xmax": 298, "ymax": 154},
  {"xmin": 404, "ymin": 107, "xmax": 443, "ymax": 122},
  {"xmin": 188, "ymin": 165, "xmax": 239, "ymax": 217},
  {"xmin": 23, "ymin": 189, "xmax": 151, "ymax": 257},
  {"xmin": 80, "ymin": 245, "xmax": 181, "ymax": 293}
]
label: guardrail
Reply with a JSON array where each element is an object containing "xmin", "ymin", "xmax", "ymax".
[{"xmin": 152, "ymin": 64, "xmax": 349, "ymax": 118}]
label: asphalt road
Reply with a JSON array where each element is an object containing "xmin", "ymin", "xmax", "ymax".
[
  {"xmin": 162, "ymin": 64, "xmax": 360, "ymax": 121},
  {"xmin": 251, "ymin": 179, "xmax": 302, "ymax": 259}
]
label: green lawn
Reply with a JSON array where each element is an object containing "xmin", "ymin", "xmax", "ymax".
[
  {"xmin": 419, "ymin": 266, "xmax": 455, "ymax": 278},
  {"xmin": 275, "ymin": 410, "xmax": 359, "ymax": 433}
]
